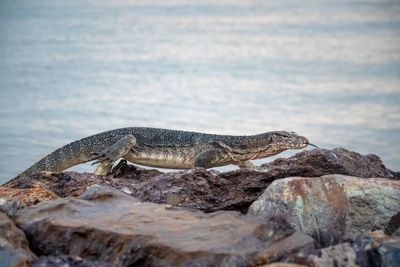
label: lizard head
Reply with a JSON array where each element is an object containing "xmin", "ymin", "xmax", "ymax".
[
  {"xmin": 255, "ymin": 131, "xmax": 315, "ymax": 158},
  {"xmin": 270, "ymin": 131, "xmax": 310, "ymax": 150}
]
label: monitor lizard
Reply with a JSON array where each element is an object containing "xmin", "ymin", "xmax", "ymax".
[{"xmin": 9, "ymin": 127, "xmax": 313, "ymax": 181}]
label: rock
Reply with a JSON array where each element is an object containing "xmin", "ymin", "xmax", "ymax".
[
  {"xmin": 2, "ymin": 163, "xmax": 161, "ymax": 191},
  {"xmin": 15, "ymin": 186, "xmax": 314, "ymax": 267},
  {"xmin": 32, "ymin": 255, "xmax": 114, "ymax": 267},
  {"xmin": 0, "ymin": 211, "xmax": 37, "ymax": 267},
  {"xmin": 260, "ymin": 263, "xmax": 307, "ymax": 267},
  {"xmin": 260, "ymin": 147, "xmax": 399, "ymax": 180},
  {"xmin": 4, "ymin": 148, "xmax": 398, "ymax": 214},
  {"xmin": 378, "ymin": 238, "xmax": 400, "ymax": 267},
  {"xmin": 4, "ymin": 167, "xmax": 274, "ymax": 213},
  {"xmin": 252, "ymin": 231, "xmax": 315, "ymax": 265},
  {"xmin": 0, "ymin": 187, "xmax": 58, "ymax": 217},
  {"xmin": 78, "ymin": 184, "xmax": 139, "ymax": 203},
  {"xmin": 2, "ymin": 168, "xmax": 155, "ymax": 198},
  {"xmin": 248, "ymin": 175, "xmax": 400, "ymax": 247},
  {"xmin": 297, "ymin": 231, "xmax": 400, "ymax": 267}
]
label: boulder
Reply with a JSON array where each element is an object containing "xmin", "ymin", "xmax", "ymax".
[
  {"xmin": 260, "ymin": 147, "xmax": 399, "ymax": 180},
  {"xmin": 0, "ymin": 212, "xmax": 37, "ymax": 267},
  {"xmin": 15, "ymin": 185, "xmax": 314, "ymax": 267},
  {"xmin": 4, "ymin": 148, "xmax": 398, "ymax": 214},
  {"xmin": 248, "ymin": 175, "xmax": 400, "ymax": 247},
  {"xmin": 0, "ymin": 187, "xmax": 58, "ymax": 217}
]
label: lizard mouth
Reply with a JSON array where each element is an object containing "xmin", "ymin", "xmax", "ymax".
[
  {"xmin": 287, "ymin": 142, "xmax": 308, "ymax": 149},
  {"xmin": 292, "ymin": 139, "xmax": 318, "ymax": 149}
]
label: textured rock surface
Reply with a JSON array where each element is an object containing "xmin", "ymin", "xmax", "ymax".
[
  {"xmin": 5, "ymin": 148, "xmax": 398, "ymax": 213},
  {"xmin": 250, "ymin": 231, "xmax": 316, "ymax": 265},
  {"xmin": 385, "ymin": 212, "xmax": 400, "ymax": 237},
  {"xmin": 0, "ymin": 187, "xmax": 58, "ymax": 217},
  {"xmin": 249, "ymin": 175, "xmax": 400, "ymax": 247},
  {"xmin": 260, "ymin": 147, "xmax": 399, "ymax": 180},
  {"xmin": 297, "ymin": 231, "xmax": 400, "ymax": 267},
  {"xmin": 32, "ymin": 255, "xmax": 114, "ymax": 267},
  {"xmin": 0, "ymin": 212, "xmax": 37, "ymax": 267},
  {"xmin": 2, "ymin": 166, "xmax": 161, "ymax": 197},
  {"xmin": 260, "ymin": 263, "xmax": 307, "ymax": 267},
  {"xmin": 15, "ymin": 186, "xmax": 314, "ymax": 267}
]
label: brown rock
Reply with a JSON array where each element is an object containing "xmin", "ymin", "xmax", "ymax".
[
  {"xmin": 0, "ymin": 187, "xmax": 58, "ymax": 216},
  {"xmin": 15, "ymin": 186, "xmax": 314, "ymax": 267},
  {"xmin": 5, "ymin": 148, "xmax": 398, "ymax": 214},
  {"xmin": 3, "ymin": 164, "xmax": 161, "ymax": 191},
  {"xmin": 248, "ymin": 175, "xmax": 400, "ymax": 247},
  {"xmin": 260, "ymin": 147, "xmax": 399, "ymax": 180},
  {"xmin": 2, "ymin": 168, "xmax": 154, "ymax": 197},
  {"xmin": 0, "ymin": 211, "xmax": 37, "ymax": 267}
]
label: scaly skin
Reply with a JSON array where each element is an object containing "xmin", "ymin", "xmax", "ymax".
[{"xmin": 6, "ymin": 127, "xmax": 310, "ymax": 183}]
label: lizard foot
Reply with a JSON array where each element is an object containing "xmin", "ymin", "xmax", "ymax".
[
  {"xmin": 90, "ymin": 135, "xmax": 137, "ymax": 176},
  {"xmin": 91, "ymin": 152, "xmax": 115, "ymax": 166}
]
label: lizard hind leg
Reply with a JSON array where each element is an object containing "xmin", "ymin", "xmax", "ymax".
[
  {"xmin": 90, "ymin": 135, "xmax": 137, "ymax": 176},
  {"xmin": 193, "ymin": 149, "xmax": 226, "ymax": 169}
]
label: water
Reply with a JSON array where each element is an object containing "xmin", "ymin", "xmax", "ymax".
[{"xmin": 1, "ymin": 0, "xmax": 399, "ymax": 184}]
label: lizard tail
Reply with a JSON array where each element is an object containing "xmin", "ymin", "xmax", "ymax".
[{"xmin": 8, "ymin": 138, "xmax": 94, "ymax": 183}]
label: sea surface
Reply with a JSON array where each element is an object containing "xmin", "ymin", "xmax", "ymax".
[{"xmin": 1, "ymin": 0, "xmax": 399, "ymax": 184}]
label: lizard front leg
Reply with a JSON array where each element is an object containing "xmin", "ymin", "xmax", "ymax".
[
  {"xmin": 90, "ymin": 135, "xmax": 137, "ymax": 176},
  {"xmin": 211, "ymin": 141, "xmax": 256, "ymax": 169}
]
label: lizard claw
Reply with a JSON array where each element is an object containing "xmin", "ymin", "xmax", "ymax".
[{"xmin": 90, "ymin": 152, "xmax": 113, "ymax": 165}]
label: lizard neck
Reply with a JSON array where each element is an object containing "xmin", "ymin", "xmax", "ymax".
[{"xmin": 223, "ymin": 132, "xmax": 290, "ymax": 161}]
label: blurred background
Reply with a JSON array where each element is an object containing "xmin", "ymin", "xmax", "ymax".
[{"xmin": 1, "ymin": 0, "xmax": 399, "ymax": 183}]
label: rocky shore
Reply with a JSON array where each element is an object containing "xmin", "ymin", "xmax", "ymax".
[{"xmin": 1, "ymin": 148, "xmax": 399, "ymax": 267}]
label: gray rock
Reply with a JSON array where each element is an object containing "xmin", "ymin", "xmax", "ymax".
[{"xmin": 249, "ymin": 175, "xmax": 400, "ymax": 247}]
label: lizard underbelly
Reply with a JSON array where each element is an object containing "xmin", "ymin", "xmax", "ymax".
[{"xmin": 124, "ymin": 150, "xmax": 195, "ymax": 169}]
